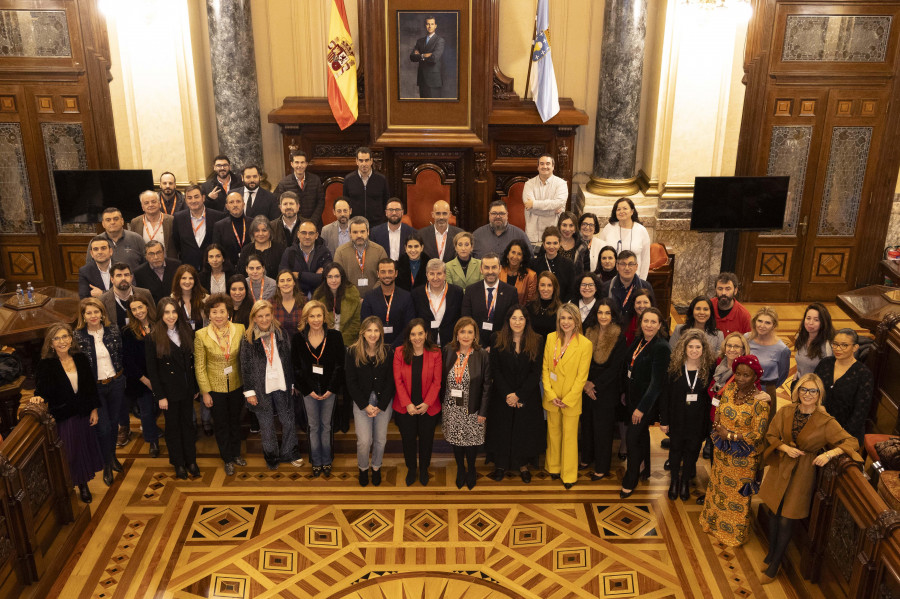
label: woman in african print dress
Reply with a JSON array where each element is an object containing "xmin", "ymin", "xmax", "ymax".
[{"xmin": 700, "ymin": 354, "xmax": 771, "ymax": 546}]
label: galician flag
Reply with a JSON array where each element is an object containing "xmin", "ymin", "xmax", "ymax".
[
  {"xmin": 530, "ymin": 0, "xmax": 560, "ymax": 122},
  {"xmin": 326, "ymin": 0, "xmax": 358, "ymax": 130}
]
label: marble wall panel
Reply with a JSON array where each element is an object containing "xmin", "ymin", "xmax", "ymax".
[
  {"xmin": 654, "ymin": 229, "xmax": 723, "ymax": 308},
  {"xmin": 885, "ymin": 193, "xmax": 900, "ymax": 250}
]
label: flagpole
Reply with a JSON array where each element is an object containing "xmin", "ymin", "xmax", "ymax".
[{"xmin": 523, "ymin": 15, "xmax": 537, "ymax": 101}]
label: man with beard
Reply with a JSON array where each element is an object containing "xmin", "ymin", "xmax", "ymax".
[
  {"xmin": 129, "ymin": 190, "xmax": 176, "ymax": 258},
  {"xmin": 100, "ymin": 263, "xmax": 154, "ymax": 331},
  {"xmin": 158, "ymin": 171, "xmax": 185, "ymax": 214},
  {"xmin": 321, "ymin": 198, "xmax": 352, "ymax": 255},
  {"xmin": 270, "ymin": 192, "xmax": 301, "ymax": 248},
  {"xmin": 419, "ymin": 200, "xmax": 462, "ymax": 262},
  {"xmin": 171, "ymin": 184, "xmax": 225, "ymax": 270},
  {"xmin": 343, "ymin": 147, "xmax": 390, "ymax": 227},
  {"xmin": 134, "ymin": 240, "xmax": 181, "ymax": 303},
  {"xmin": 280, "ymin": 219, "xmax": 332, "ymax": 296},
  {"xmin": 333, "ymin": 216, "xmax": 388, "ymax": 297},
  {"xmin": 370, "ymin": 198, "xmax": 414, "ymax": 260},
  {"xmin": 461, "ymin": 253, "xmax": 518, "ymax": 348},
  {"xmin": 361, "ymin": 258, "xmax": 415, "ymax": 347},
  {"xmin": 212, "ymin": 191, "xmax": 251, "ymax": 267},
  {"xmin": 711, "ymin": 272, "xmax": 751, "ymax": 336},
  {"xmin": 273, "ymin": 150, "xmax": 325, "ymax": 227},
  {"xmin": 238, "ymin": 165, "xmax": 279, "ymax": 220},
  {"xmin": 472, "ymin": 200, "xmax": 531, "ymax": 259},
  {"xmin": 202, "ymin": 155, "xmax": 242, "ymax": 210}
]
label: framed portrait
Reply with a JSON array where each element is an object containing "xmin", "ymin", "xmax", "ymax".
[{"xmin": 397, "ymin": 11, "xmax": 459, "ymax": 101}]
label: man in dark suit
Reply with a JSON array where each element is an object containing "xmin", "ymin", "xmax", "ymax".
[
  {"xmin": 234, "ymin": 165, "xmax": 279, "ymax": 220},
  {"xmin": 370, "ymin": 198, "xmax": 415, "ymax": 261},
  {"xmin": 212, "ymin": 191, "xmax": 250, "ymax": 268},
  {"xmin": 461, "ymin": 253, "xmax": 518, "ymax": 348},
  {"xmin": 411, "ymin": 258, "xmax": 464, "ymax": 347},
  {"xmin": 158, "ymin": 171, "xmax": 186, "ymax": 215},
  {"xmin": 270, "ymin": 191, "xmax": 301, "ymax": 248},
  {"xmin": 343, "ymin": 147, "xmax": 390, "ymax": 227},
  {"xmin": 360, "ymin": 258, "xmax": 416, "ymax": 347},
  {"xmin": 419, "ymin": 199, "xmax": 463, "ymax": 262},
  {"xmin": 79, "ymin": 236, "xmax": 114, "ymax": 298},
  {"xmin": 171, "ymin": 184, "xmax": 225, "ymax": 270},
  {"xmin": 134, "ymin": 240, "xmax": 181, "ymax": 303},
  {"xmin": 409, "ymin": 16, "xmax": 445, "ymax": 98},
  {"xmin": 272, "ymin": 150, "xmax": 326, "ymax": 227},
  {"xmin": 201, "ymin": 154, "xmax": 243, "ymax": 211}
]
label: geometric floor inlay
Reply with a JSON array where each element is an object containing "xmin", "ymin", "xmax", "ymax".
[
  {"xmin": 190, "ymin": 505, "xmax": 258, "ymax": 541},
  {"xmin": 599, "ymin": 570, "xmax": 639, "ymax": 598},
  {"xmin": 594, "ymin": 503, "xmax": 660, "ymax": 539}
]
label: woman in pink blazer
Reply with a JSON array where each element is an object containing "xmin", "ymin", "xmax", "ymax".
[{"xmin": 393, "ymin": 318, "xmax": 443, "ymax": 487}]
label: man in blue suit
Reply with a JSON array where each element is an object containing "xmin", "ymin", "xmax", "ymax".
[
  {"xmin": 409, "ymin": 16, "xmax": 445, "ymax": 98},
  {"xmin": 370, "ymin": 198, "xmax": 414, "ymax": 261}
]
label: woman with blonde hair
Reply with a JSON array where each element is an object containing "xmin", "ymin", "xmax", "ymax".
[
  {"xmin": 746, "ymin": 306, "xmax": 790, "ymax": 401},
  {"xmin": 31, "ymin": 324, "xmax": 103, "ymax": 503},
  {"xmin": 445, "ymin": 231, "xmax": 483, "ymax": 289},
  {"xmin": 757, "ymin": 373, "xmax": 859, "ymax": 583},
  {"xmin": 292, "ymin": 299, "xmax": 345, "ymax": 477},
  {"xmin": 73, "ymin": 297, "xmax": 124, "ymax": 487},
  {"xmin": 240, "ymin": 300, "xmax": 303, "ymax": 470},
  {"xmin": 542, "ymin": 303, "xmax": 593, "ymax": 489},
  {"xmin": 345, "ymin": 316, "xmax": 394, "ymax": 487},
  {"xmin": 660, "ymin": 330, "xmax": 714, "ymax": 501}
]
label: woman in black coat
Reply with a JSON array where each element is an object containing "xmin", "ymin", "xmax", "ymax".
[
  {"xmin": 31, "ymin": 324, "xmax": 103, "ymax": 503},
  {"xmin": 487, "ymin": 305, "xmax": 545, "ymax": 483},
  {"xmin": 581, "ymin": 298, "xmax": 627, "ymax": 480},
  {"xmin": 145, "ymin": 297, "xmax": 200, "ymax": 480},
  {"xmin": 659, "ymin": 329, "xmax": 714, "ymax": 501},
  {"xmin": 396, "ymin": 232, "xmax": 431, "ymax": 292}
]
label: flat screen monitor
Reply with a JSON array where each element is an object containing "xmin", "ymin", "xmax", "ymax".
[
  {"xmin": 53, "ymin": 169, "xmax": 153, "ymax": 225},
  {"xmin": 689, "ymin": 176, "xmax": 790, "ymax": 232}
]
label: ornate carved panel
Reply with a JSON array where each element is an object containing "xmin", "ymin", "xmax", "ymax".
[
  {"xmin": 41, "ymin": 121, "xmax": 90, "ymax": 234},
  {"xmin": 6, "ymin": 248, "xmax": 39, "ymax": 277},
  {"xmin": 35, "ymin": 94, "xmax": 52, "ymax": 113},
  {"xmin": 782, "ymin": 15, "xmax": 892, "ymax": 62},
  {"xmin": 753, "ymin": 248, "xmax": 792, "ymax": 281},
  {"xmin": 775, "ymin": 99, "xmax": 792, "ymax": 116},
  {"xmin": 826, "ymin": 501, "xmax": 859, "ymax": 583},
  {"xmin": 312, "ymin": 143, "xmax": 358, "ymax": 158},
  {"xmin": 810, "ymin": 247, "xmax": 850, "ymax": 281},
  {"xmin": 61, "ymin": 244, "xmax": 86, "ymax": 280},
  {"xmin": 0, "ymin": 9, "xmax": 72, "ymax": 58},
  {"xmin": 61, "ymin": 95, "xmax": 79, "ymax": 113},
  {"xmin": 0, "ymin": 95, "xmax": 15, "ymax": 112},
  {"xmin": 0, "ymin": 515, "xmax": 12, "ymax": 567},
  {"xmin": 0, "ymin": 122, "xmax": 35, "ymax": 233},
  {"xmin": 764, "ymin": 125, "xmax": 812, "ymax": 235},
  {"xmin": 496, "ymin": 143, "xmax": 546, "ymax": 159},
  {"xmin": 799, "ymin": 100, "xmax": 816, "ymax": 116},
  {"xmin": 818, "ymin": 126, "xmax": 873, "ymax": 236},
  {"xmin": 23, "ymin": 452, "xmax": 50, "ymax": 511}
]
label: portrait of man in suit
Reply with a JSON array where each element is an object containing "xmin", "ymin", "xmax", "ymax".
[{"xmin": 399, "ymin": 12, "xmax": 458, "ymax": 100}]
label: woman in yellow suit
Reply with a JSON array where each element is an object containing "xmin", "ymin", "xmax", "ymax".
[{"xmin": 542, "ymin": 303, "xmax": 593, "ymax": 489}]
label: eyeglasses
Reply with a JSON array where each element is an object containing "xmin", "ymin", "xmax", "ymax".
[
  {"xmin": 617, "ymin": 262, "xmax": 637, "ymax": 268},
  {"xmin": 385, "ymin": 208, "xmax": 403, "ymax": 213},
  {"xmin": 724, "ymin": 343, "xmax": 743, "ymax": 351},
  {"xmin": 798, "ymin": 387, "xmax": 820, "ymax": 396},
  {"xmin": 52, "ymin": 334, "xmax": 71, "ymax": 342},
  {"xmin": 489, "ymin": 211, "xmax": 507, "ymax": 217},
  {"xmin": 580, "ymin": 283, "xmax": 595, "ymax": 288},
  {"xmin": 833, "ymin": 342, "xmax": 855, "ymax": 350}
]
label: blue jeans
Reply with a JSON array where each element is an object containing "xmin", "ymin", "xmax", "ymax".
[
  {"xmin": 137, "ymin": 386, "xmax": 160, "ymax": 442},
  {"xmin": 352, "ymin": 403, "xmax": 392, "ymax": 470},
  {"xmin": 303, "ymin": 394, "xmax": 335, "ymax": 467},
  {"xmin": 96, "ymin": 375, "xmax": 126, "ymax": 464}
]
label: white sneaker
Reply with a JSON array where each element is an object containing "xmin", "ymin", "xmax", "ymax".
[{"xmin": 290, "ymin": 458, "xmax": 304, "ymax": 467}]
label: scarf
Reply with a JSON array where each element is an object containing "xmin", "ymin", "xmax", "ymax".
[{"xmin": 586, "ymin": 323, "xmax": 621, "ymax": 364}]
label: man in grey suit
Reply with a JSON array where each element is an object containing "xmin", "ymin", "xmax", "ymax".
[
  {"xmin": 321, "ymin": 197, "xmax": 352, "ymax": 256},
  {"xmin": 409, "ymin": 16, "xmax": 445, "ymax": 98},
  {"xmin": 129, "ymin": 190, "xmax": 176, "ymax": 258},
  {"xmin": 419, "ymin": 200, "xmax": 463, "ymax": 262}
]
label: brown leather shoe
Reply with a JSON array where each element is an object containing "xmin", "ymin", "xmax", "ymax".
[{"xmin": 116, "ymin": 425, "xmax": 131, "ymax": 447}]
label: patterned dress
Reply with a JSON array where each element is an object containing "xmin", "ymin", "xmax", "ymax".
[
  {"xmin": 699, "ymin": 382, "xmax": 771, "ymax": 546},
  {"xmin": 442, "ymin": 357, "xmax": 485, "ymax": 447}
]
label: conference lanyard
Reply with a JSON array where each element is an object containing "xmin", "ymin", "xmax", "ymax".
[
  {"xmin": 630, "ymin": 338, "xmax": 649, "ymax": 369},
  {"xmin": 685, "ymin": 365, "xmax": 698, "ymax": 391},
  {"xmin": 383, "ymin": 291, "xmax": 394, "ymax": 323},
  {"xmin": 144, "ymin": 215, "xmax": 163, "ymax": 241},
  {"xmin": 232, "ymin": 220, "xmax": 246, "ymax": 248},
  {"xmin": 161, "ymin": 195, "xmax": 176, "ymax": 215},
  {"xmin": 484, "ymin": 286, "xmax": 497, "ymax": 319},
  {"xmin": 428, "ymin": 285, "xmax": 447, "ymax": 317},
  {"xmin": 437, "ymin": 230, "xmax": 446, "ymax": 258},
  {"xmin": 620, "ymin": 282, "xmax": 635, "ymax": 310},
  {"xmin": 454, "ymin": 349, "xmax": 472, "ymax": 385},
  {"xmin": 250, "ymin": 278, "xmax": 265, "ymax": 302},
  {"xmin": 553, "ymin": 335, "xmax": 573, "ymax": 369},
  {"xmin": 262, "ymin": 332, "xmax": 276, "ymax": 367},
  {"xmin": 306, "ymin": 334, "xmax": 327, "ymax": 364},
  {"xmin": 356, "ymin": 248, "xmax": 366, "ymax": 273},
  {"xmin": 191, "ymin": 211, "xmax": 206, "ymax": 236}
]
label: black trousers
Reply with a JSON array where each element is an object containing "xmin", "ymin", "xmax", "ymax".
[
  {"xmin": 395, "ymin": 410, "xmax": 438, "ymax": 471},
  {"xmin": 667, "ymin": 435, "xmax": 703, "ymax": 480},
  {"xmin": 210, "ymin": 389, "xmax": 244, "ymax": 463},
  {"xmin": 589, "ymin": 398, "xmax": 617, "ymax": 475},
  {"xmin": 622, "ymin": 417, "xmax": 651, "ymax": 489},
  {"xmin": 164, "ymin": 399, "xmax": 197, "ymax": 467}
]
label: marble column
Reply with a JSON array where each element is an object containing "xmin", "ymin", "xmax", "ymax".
[
  {"xmin": 206, "ymin": 0, "xmax": 263, "ymax": 173},
  {"xmin": 586, "ymin": 0, "xmax": 647, "ymax": 196}
]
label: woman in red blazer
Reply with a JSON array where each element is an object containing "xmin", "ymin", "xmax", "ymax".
[{"xmin": 393, "ymin": 318, "xmax": 443, "ymax": 487}]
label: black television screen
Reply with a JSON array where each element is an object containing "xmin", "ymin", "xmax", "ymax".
[
  {"xmin": 689, "ymin": 176, "xmax": 789, "ymax": 232},
  {"xmin": 53, "ymin": 169, "xmax": 153, "ymax": 225}
]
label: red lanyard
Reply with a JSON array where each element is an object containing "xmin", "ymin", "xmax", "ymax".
[
  {"xmin": 630, "ymin": 338, "xmax": 649, "ymax": 368},
  {"xmin": 191, "ymin": 210, "xmax": 206, "ymax": 235},
  {"xmin": 383, "ymin": 291, "xmax": 394, "ymax": 323},
  {"xmin": 484, "ymin": 286, "xmax": 497, "ymax": 319},
  {"xmin": 428, "ymin": 285, "xmax": 447, "ymax": 316},
  {"xmin": 621, "ymin": 283, "xmax": 635, "ymax": 309},
  {"xmin": 553, "ymin": 335, "xmax": 573, "ymax": 369},
  {"xmin": 231, "ymin": 220, "xmax": 245, "ymax": 247},
  {"xmin": 250, "ymin": 278, "xmax": 265, "ymax": 302},
  {"xmin": 306, "ymin": 334, "xmax": 327, "ymax": 364},
  {"xmin": 161, "ymin": 195, "xmax": 175, "ymax": 215},
  {"xmin": 262, "ymin": 332, "xmax": 275, "ymax": 366},
  {"xmin": 213, "ymin": 325, "xmax": 232, "ymax": 361},
  {"xmin": 356, "ymin": 248, "xmax": 366, "ymax": 273},
  {"xmin": 454, "ymin": 349, "xmax": 472, "ymax": 384},
  {"xmin": 437, "ymin": 230, "xmax": 446, "ymax": 258},
  {"xmin": 144, "ymin": 215, "xmax": 163, "ymax": 241}
]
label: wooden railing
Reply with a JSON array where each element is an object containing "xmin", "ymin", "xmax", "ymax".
[
  {"xmin": 803, "ymin": 455, "xmax": 900, "ymax": 597},
  {"xmin": 0, "ymin": 404, "xmax": 86, "ymax": 598}
]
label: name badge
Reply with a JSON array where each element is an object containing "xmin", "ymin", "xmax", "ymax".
[
  {"xmin": 124, "ymin": 317, "xmax": 130, "ymax": 325},
  {"xmin": 483, "ymin": 322, "xmax": 493, "ymax": 331},
  {"xmin": 383, "ymin": 326, "xmax": 393, "ymax": 334},
  {"xmin": 431, "ymin": 320, "xmax": 440, "ymax": 329},
  {"xmin": 357, "ymin": 278, "xmax": 368, "ymax": 286},
  {"xmin": 312, "ymin": 365, "xmax": 324, "ymax": 375},
  {"xmin": 224, "ymin": 366, "xmax": 233, "ymax": 375},
  {"xmin": 451, "ymin": 389, "xmax": 463, "ymax": 398},
  {"xmin": 712, "ymin": 398, "xmax": 720, "ymax": 407},
  {"xmin": 686, "ymin": 393, "xmax": 699, "ymax": 403},
  {"xmin": 550, "ymin": 372, "xmax": 558, "ymax": 381},
  {"xmin": 266, "ymin": 369, "xmax": 280, "ymax": 382},
  {"xmin": 627, "ymin": 369, "xmax": 632, "ymax": 379}
]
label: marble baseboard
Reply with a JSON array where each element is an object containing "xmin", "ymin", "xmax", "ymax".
[
  {"xmin": 654, "ymin": 229, "xmax": 724, "ymax": 308},
  {"xmin": 886, "ymin": 193, "xmax": 900, "ymax": 248}
]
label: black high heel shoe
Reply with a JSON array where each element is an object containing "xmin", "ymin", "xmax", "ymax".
[
  {"xmin": 78, "ymin": 484, "xmax": 92, "ymax": 504},
  {"xmin": 667, "ymin": 475, "xmax": 679, "ymax": 500},
  {"xmin": 679, "ymin": 477, "xmax": 691, "ymax": 501}
]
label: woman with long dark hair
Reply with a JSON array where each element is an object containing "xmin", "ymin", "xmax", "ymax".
[
  {"xmin": 171, "ymin": 264, "xmax": 208, "ymax": 331},
  {"xmin": 669, "ymin": 296, "xmax": 724, "ymax": 355},
  {"xmin": 271, "ymin": 270, "xmax": 306, "ymax": 334},
  {"xmin": 573, "ymin": 273, "xmax": 600, "ymax": 331},
  {"xmin": 227, "ymin": 274, "xmax": 252, "ymax": 328},
  {"xmin": 488, "ymin": 305, "xmax": 545, "ymax": 483},
  {"xmin": 30, "ymin": 324, "xmax": 103, "ymax": 503},
  {"xmin": 599, "ymin": 197, "xmax": 651, "ymax": 280},
  {"xmin": 145, "ymin": 297, "xmax": 199, "ymax": 479},
  {"xmin": 556, "ymin": 211, "xmax": 582, "ymax": 263},
  {"xmin": 313, "ymin": 262, "xmax": 361, "ymax": 346},
  {"xmin": 199, "ymin": 243, "xmax": 234, "ymax": 295},
  {"xmin": 624, "ymin": 288, "xmax": 654, "ymax": 345},
  {"xmin": 576, "ymin": 212, "xmax": 602, "ymax": 273},
  {"xmin": 793, "ymin": 302, "xmax": 834, "ymax": 384},
  {"xmin": 122, "ymin": 296, "xmax": 160, "ymax": 457},
  {"xmin": 500, "ymin": 239, "xmax": 537, "ymax": 305},
  {"xmin": 526, "ymin": 271, "xmax": 562, "ymax": 337}
]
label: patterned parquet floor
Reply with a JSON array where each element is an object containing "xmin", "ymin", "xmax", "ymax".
[{"xmin": 42, "ymin": 303, "xmax": 861, "ymax": 598}]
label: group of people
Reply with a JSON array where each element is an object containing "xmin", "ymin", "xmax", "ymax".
[{"xmin": 40, "ymin": 150, "xmax": 875, "ymax": 583}]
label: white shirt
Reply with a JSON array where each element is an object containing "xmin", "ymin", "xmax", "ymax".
[
  {"xmin": 337, "ymin": 224, "xmax": 350, "ymax": 248},
  {"xmin": 244, "ymin": 188, "xmax": 257, "ymax": 212},
  {"xmin": 244, "ymin": 332, "xmax": 287, "ymax": 396},
  {"xmin": 89, "ymin": 328, "xmax": 117, "ymax": 380},
  {"xmin": 434, "ymin": 227, "xmax": 448, "ymax": 259},
  {"xmin": 578, "ymin": 298, "xmax": 596, "ymax": 323},
  {"xmin": 191, "ymin": 210, "xmax": 207, "ymax": 247},
  {"xmin": 141, "ymin": 215, "xmax": 166, "ymax": 247},
  {"xmin": 65, "ymin": 368, "xmax": 78, "ymax": 393},
  {"xmin": 209, "ymin": 272, "xmax": 227, "ymax": 295},
  {"xmin": 522, "ymin": 173, "xmax": 568, "ymax": 243},
  {"xmin": 598, "ymin": 222, "xmax": 652, "ymax": 280},
  {"xmin": 167, "ymin": 327, "xmax": 181, "ymax": 347},
  {"xmin": 388, "ymin": 225, "xmax": 402, "ymax": 260},
  {"xmin": 358, "ymin": 170, "xmax": 370, "ymax": 187},
  {"xmin": 98, "ymin": 263, "xmax": 111, "ymax": 290},
  {"xmin": 427, "ymin": 284, "xmax": 448, "ymax": 344}
]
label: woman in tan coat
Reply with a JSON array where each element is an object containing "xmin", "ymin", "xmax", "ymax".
[{"xmin": 757, "ymin": 372, "xmax": 859, "ymax": 584}]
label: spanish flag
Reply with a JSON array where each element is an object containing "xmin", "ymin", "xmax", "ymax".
[{"xmin": 326, "ymin": 0, "xmax": 358, "ymax": 130}]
